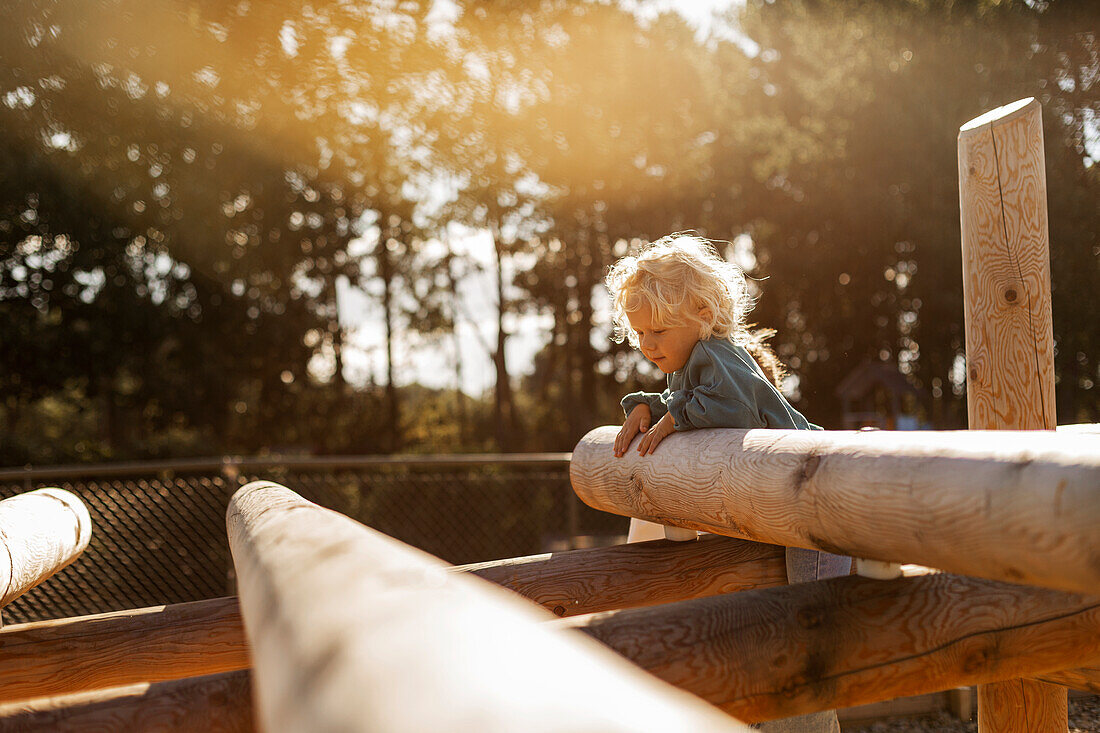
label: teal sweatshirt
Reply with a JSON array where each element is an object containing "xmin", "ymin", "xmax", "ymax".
[{"xmin": 620, "ymin": 338, "xmax": 821, "ymax": 431}]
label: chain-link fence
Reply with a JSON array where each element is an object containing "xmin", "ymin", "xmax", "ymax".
[{"xmin": 0, "ymin": 455, "xmax": 628, "ymax": 624}]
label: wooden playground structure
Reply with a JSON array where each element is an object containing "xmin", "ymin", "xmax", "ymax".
[{"xmin": 0, "ymin": 99, "xmax": 1097, "ymax": 732}]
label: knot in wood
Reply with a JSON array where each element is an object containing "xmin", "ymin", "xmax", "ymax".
[
  {"xmin": 779, "ymin": 680, "xmax": 801, "ymax": 699},
  {"xmin": 553, "ymin": 605, "xmax": 566, "ymax": 616},
  {"xmin": 962, "ymin": 646, "xmax": 992, "ymax": 674},
  {"xmin": 796, "ymin": 608, "xmax": 821, "ymax": 629},
  {"xmin": 1004, "ymin": 287, "xmax": 1018, "ymax": 303}
]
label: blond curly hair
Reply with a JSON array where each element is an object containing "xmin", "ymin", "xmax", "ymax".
[
  {"xmin": 607, "ymin": 233, "xmax": 751, "ymax": 345},
  {"xmin": 606, "ymin": 232, "xmax": 787, "ymax": 387}
]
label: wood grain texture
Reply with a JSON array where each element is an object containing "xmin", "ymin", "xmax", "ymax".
[
  {"xmin": 0, "ymin": 597, "xmax": 248, "ymax": 703},
  {"xmin": 958, "ymin": 97, "xmax": 1055, "ymax": 431},
  {"xmin": 960, "ymin": 98, "xmax": 1065, "ymax": 732},
  {"xmin": 1034, "ymin": 667, "xmax": 1100, "ymax": 693},
  {"xmin": 457, "ymin": 535, "xmax": 786, "ymax": 617},
  {"xmin": 977, "ymin": 679, "xmax": 1067, "ymax": 733},
  {"xmin": 570, "ymin": 426, "xmax": 1100, "ymax": 594},
  {"xmin": 0, "ymin": 489, "xmax": 91, "ymax": 608},
  {"xmin": 556, "ymin": 572, "xmax": 1100, "ymax": 723},
  {"xmin": 0, "ymin": 670, "xmax": 253, "ymax": 733},
  {"xmin": 227, "ymin": 481, "xmax": 749, "ymax": 733}
]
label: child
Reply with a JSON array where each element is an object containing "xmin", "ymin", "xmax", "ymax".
[{"xmin": 606, "ymin": 232, "xmax": 850, "ymax": 733}]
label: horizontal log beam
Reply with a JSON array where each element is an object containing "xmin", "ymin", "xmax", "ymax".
[
  {"xmin": 558, "ymin": 572, "xmax": 1100, "ymax": 723},
  {"xmin": 0, "ymin": 670, "xmax": 252, "ymax": 732},
  {"xmin": 456, "ymin": 535, "xmax": 786, "ymax": 617},
  {"xmin": 0, "ymin": 488, "xmax": 91, "ymax": 608},
  {"xmin": 0, "ymin": 597, "xmax": 248, "ymax": 703},
  {"xmin": 228, "ymin": 481, "xmax": 749, "ymax": 733},
  {"xmin": 1034, "ymin": 667, "xmax": 1100, "ymax": 694},
  {"xmin": 571, "ymin": 426, "xmax": 1100, "ymax": 593}
]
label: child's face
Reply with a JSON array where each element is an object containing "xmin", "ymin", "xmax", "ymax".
[{"xmin": 627, "ymin": 306, "xmax": 700, "ymax": 374}]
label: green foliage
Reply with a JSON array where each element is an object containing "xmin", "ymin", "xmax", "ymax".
[{"xmin": 1, "ymin": 0, "xmax": 1095, "ymax": 465}]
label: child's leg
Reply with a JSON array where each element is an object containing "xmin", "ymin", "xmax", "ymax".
[{"xmin": 753, "ymin": 549, "xmax": 852, "ymax": 733}]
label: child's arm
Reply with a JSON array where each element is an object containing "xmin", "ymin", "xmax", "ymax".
[
  {"xmin": 636, "ymin": 411, "xmax": 677, "ymax": 455},
  {"xmin": 615, "ymin": 392, "xmax": 669, "ymax": 457},
  {"xmin": 614, "ymin": 404, "xmax": 651, "ymax": 457},
  {"xmin": 665, "ymin": 348, "xmax": 768, "ymax": 432}
]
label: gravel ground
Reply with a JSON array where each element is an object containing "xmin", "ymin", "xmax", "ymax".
[{"xmin": 844, "ymin": 694, "xmax": 1100, "ymax": 732}]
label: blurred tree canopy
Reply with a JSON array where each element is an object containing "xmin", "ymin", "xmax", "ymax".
[{"xmin": 1, "ymin": 0, "xmax": 1096, "ymax": 464}]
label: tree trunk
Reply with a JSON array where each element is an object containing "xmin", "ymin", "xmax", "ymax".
[
  {"xmin": 379, "ymin": 240, "xmax": 401, "ymax": 452},
  {"xmin": 445, "ymin": 254, "xmax": 468, "ymax": 445},
  {"xmin": 491, "ymin": 230, "xmax": 517, "ymax": 451}
]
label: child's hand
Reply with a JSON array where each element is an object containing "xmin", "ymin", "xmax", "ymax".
[
  {"xmin": 614, "ymin": 404, "xmax": 651, "ymax": 457},
  {"xmin": 637, "ymin": 412, "xmax": 676, "ymax": 455}
]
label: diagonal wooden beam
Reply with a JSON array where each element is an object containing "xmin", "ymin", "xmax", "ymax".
[
  {"xmin": 228, "ymin": 481, "xmax": 750, "ymax": 732},
  {"xmin": 456, "ymin": 535, "xmax": 786, "ymax": 617},
  {"xmin": 0, "ymin": 488, "xmax": 91, "ymax": 610},
  {"xmin": 558, "ymin": 572, "xmax": 1100, "ymax": 723},
  {"xmin": 0, "ymin": 670, "xmax": 253, "ymax": 732},
  {"xmin": 0, "ymin": 596, "xmax": 248, "ymax": 703}
]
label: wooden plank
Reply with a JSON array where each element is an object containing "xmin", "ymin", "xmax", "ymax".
[
  {"xmin": 959, "ymin": 97, "xmax": 1066, "ymax": 732},
  {"xmin": 0, "ymin": 488, "xmax": 91, "ymax": 608},
  {"xmin": 227, "ymin": 481, "xmax": 750, "ymax": 733},
  {"xmin": 0, "ymin": 670, "xmax": 253, "ymax": 732},
  {"xmin": 556, "ymin": 572, "xmax": 1100, "ymax": 724},
  {"xmin": 570, "ymin": 426, "xmax": 1099, "ymax": 594},
  {"xmin": 457, "ymin": 535, "xmax": 786, "ymax": 617},
  {"xmin": 0, "ymin": 597, "xmax": 248, "ymax": 703}
]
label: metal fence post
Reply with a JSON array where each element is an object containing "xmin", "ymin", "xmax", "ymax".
[
  {"xmin": 221, "ymin": 458, "xmax": 240, "ymax": 595},
  {"xmin": 567, "ymin": 482, "xmax": 580, "ymax": 550}
]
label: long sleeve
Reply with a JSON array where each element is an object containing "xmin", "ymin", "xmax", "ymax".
[
  {"xmin": 665, "ymin": 340, "xmax": 819, "ymax": 431},
  {"xmin": 620, "ymin": 390, "xmax": 669, "ymax": 420},
  {"xmin": 665, "ymin": 349, "xmax": 764, "ymax": 430}
]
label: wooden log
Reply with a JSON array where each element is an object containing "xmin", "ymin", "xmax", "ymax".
[
  {"xmin": 0, "ymin": 670, "xmax": 252, "ymax": 732},
  {"xmin": 0, "ymin": 488, "xmax": 91, "ymax": 608},
  {"xmin": 570, "ymin": 426, "xmax": 1099, "ymax": 594},
  {"xmin": 959, "ymin": 97, "xmax": 1065, "ymax": 732},
  {"xmin": 0, "ymin": 597, "xmax": 248, "ymax": 703},
  {"xmin": 1034, "ymin": 667, "xmax": 1100, "ymax": 694},
  {"xmin": 456, "ymin": 535, "xmax": 786, "ymax": 617},
  {"xmin": 227, "ymin": 481, "xmax": 749, "ymax": 733},
  {"xmin": 556, "ymin": 572, "xmax": 1100, "ymax": 723}
]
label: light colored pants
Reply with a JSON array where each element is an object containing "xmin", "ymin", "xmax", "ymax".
[{"xmin": 626, "ymin": 519, "xmax": 851, "ymax": 733}]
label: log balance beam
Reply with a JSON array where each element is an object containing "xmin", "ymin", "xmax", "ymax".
[
  {"xmin": 227, "ymin": 480, "xmax": 750, "ymax": 733},
  {"xmin": 559, "ymin": 571, "xmax": 1100, "ymax": 723},
  {"xmin": 0, "ymin": 597, "xmax": 248, "ymax": 704},
  {"xmin": 0, "ymin": 488, "xmax": 91, "ymax": 609},
  {"xmin": 571, "ymin": 426, "xmax": 1100, "ymax": 595},
  {"xmin": 460, "ymin": 533, "xmax": 786, "ymax": 617},
  {"xmin": 0, "ymin": 670, "xmax": 252, "ymax": 732}
]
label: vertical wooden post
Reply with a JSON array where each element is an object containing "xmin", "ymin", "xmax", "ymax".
[{"xmin": 958, "ymin": 97, "xmax": 1065, "ymax": 732}]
